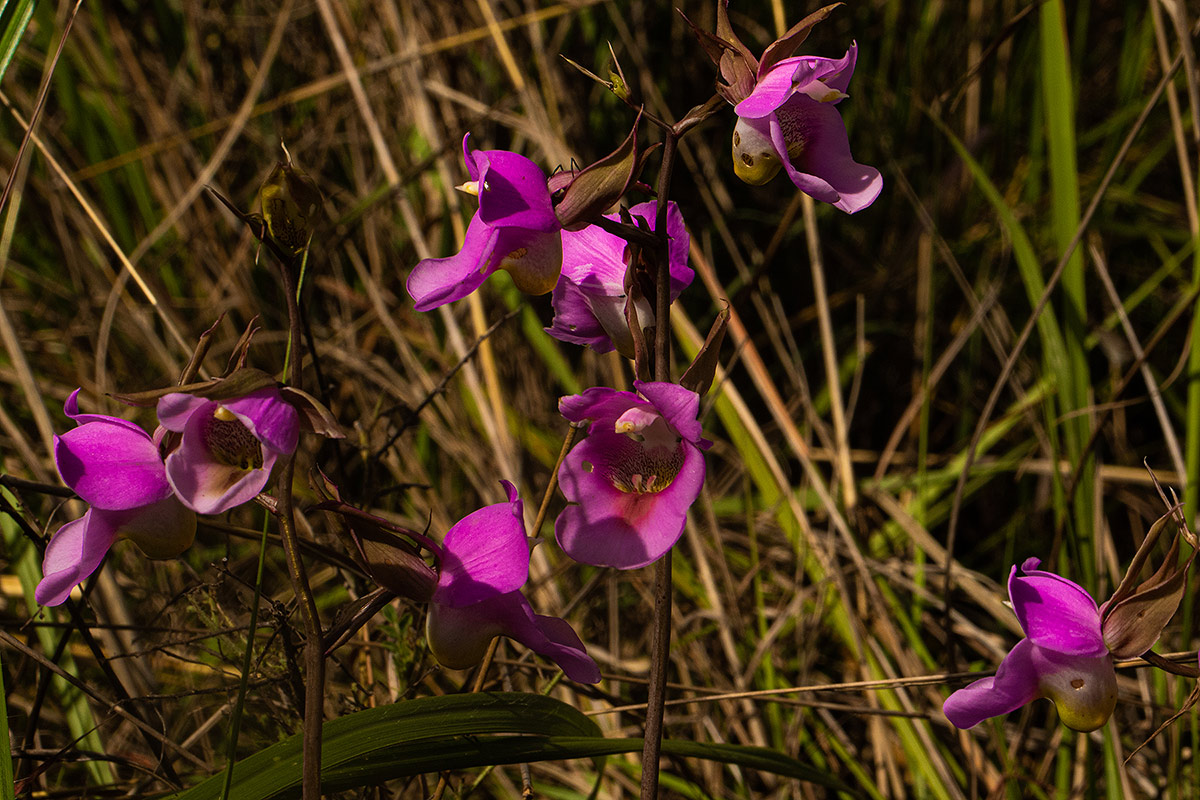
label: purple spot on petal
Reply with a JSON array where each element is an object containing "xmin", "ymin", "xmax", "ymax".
[{"xmin": 202, "ymin": 411, "xmax": 263, "ymax": 470}]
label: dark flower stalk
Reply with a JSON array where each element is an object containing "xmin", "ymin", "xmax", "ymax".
[
  {"xmin": 641, "ymin": 127, "xmax": 679, "ymax": 800},
  {"xmin": 272, "ymin": 240, "xmax": 325, "ymax": 800}
]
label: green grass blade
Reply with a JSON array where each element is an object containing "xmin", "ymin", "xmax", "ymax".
[
  {"xmin": 0, "ymin": 605, "xmax": 13, "ymax": 800},
  {"xmin": 0, "ymin": 486, "xmax": 114, "ymax": 786},
  {"xmin": 0, "ymin": 0, "xmax": 34, "ymax": 86},
  {"xmin": 1040, "ymin": 0, "xmax": 1095, "ymax": 586}
]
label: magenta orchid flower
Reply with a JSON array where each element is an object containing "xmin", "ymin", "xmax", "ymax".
[
  {"xmin": 556, "ymin": 381, "xmax": 709, "ymax": 570},
  {"xmin": 732, "ymin": 43, "xmax": 882, "ymax": 213},
  {"xmin": 943, "ymin": 558, "xmax": 1118, "ymax": 732},
  {"xmin": 156, "ymin": 387, "xmax": 299, "ymax": 515},
  {"xmin": 407, "ymin": 134, "xmax": 563, "ymax": 312},
  {"xmin": 425, "ymin": 481, "xmax": 600, "ymax": 684},
  {"xmin": 37, "ymin": 390, "xmax": 196, "ymax": 607},
  {"xmin": 546, "ymin": 201, "xmax": 693, "ymax": 358}
]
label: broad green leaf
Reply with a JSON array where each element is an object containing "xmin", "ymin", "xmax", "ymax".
[
  {"xmin": 169, "ymin": 692, "xmax": 602, "ymax": 800},
  {"xmin": 168, "ymin": 692, "xmax": 857, "ymax": 799},
  {"xmin": 323, "ymin": 736, "xmax": 856, "ymax": 797}
]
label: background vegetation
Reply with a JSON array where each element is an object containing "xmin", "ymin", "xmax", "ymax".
[{"xmin": 0, "ymin": 0, "xmax": 1198, "ymax": 797}]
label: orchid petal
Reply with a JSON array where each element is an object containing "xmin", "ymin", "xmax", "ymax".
[
  {"xmin": 35, "ymin": 511, "xmax": 119, "ymax": 607},
  {"xmin": 768, "ymin": 98, "xmax": 882, "ymax": 213},
  {"xmin": 461, "ymin": 133, "xmax": 481, "ymax": 182},
  {"xmin": 633, "ymin": 381, "xmax": 706, "ymax": 446},
  {"xmin": 545, "ymin": 275, "xmax": 619, "ymax": 353},
  {"xmin": 157, "ymin": 393, "xmax": 211, "ymax": 432},
  {"xmin": 944, "ymin": 638, "xmax": 1040, "ymax": 729},
  {"xmin": 54, "ymin": 422, "xmax": 171, "ymax": 511},
  {"xmin": 407, "ymin": 214, "xmax": 499, "ymax": 312},
  {"xmin": 222, "ymin": 388, "xmax": 300, "ymax": 456},
  {"xmin": 163, "ymin": 401, "xmax": 276, "ymax": 514},
  {"xmin": 1035, "ymin": 648, "xmax": 1117, "ymax": 732},
  {"xmin": 426, "ymin": 600, "xmax": 503, "ymax": 669},
  {"xmin": 559, "ymin": 387, "xmax": 642, "ymax": 430},
  {"xmin": 62, "ymin": 389, "xmax": 145, "ymax": 434},
  {"xmin": 476, "ymin": 150, "xmax": 558, "ymax": 232},
  {"xmin": 118, "ymin": 495, "xmax": 197, "ymax": 559},
  {"xmin": 495, "ymin": 227, "xmax": 563, "ymax": 296},
  {"xmin": 434, "ymin": 482, "xmax": 529, "ymax": 608},
  {"xmin": 427, "ymin": 591, "xmax": 600, "ymax": 684},
  {"xmin": 1009, "ymin": 563, "xmax": 1106, "ymax": 657},
  {"xmin": 556, "ymin": 431, "xmax": 705, "ymax": 569}
]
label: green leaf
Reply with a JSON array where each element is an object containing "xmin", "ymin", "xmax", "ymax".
[
  {"xmin": 168, "ymin": 692, "xmax": 602, "ymax": 800},
  {"xmin": 0, "ymin": 0, "xmax": 34, "ymax": 86},
  {"xmin": 327, "ymin": 737, "xmax": 857, "ymax": 797},
  {"xmin": 167, "ymin": 692, "xmax": 856, "ymax": 799}
]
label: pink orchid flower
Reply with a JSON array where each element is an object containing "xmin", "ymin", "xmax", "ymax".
[
  {"xmin": 556, "ymin": 382, "xmax": 709, "ymax": 570},
  {"xmin": 156, "ymin": 387, "xmax": 299, "ymax": 515},
  {"xmin": 944, "ymin": 558, "xmax": 1118, "ymax": 732},
  {"xmin": 425, "ymin": 482, "xmax": 600, "ymax": 684},
  {"xmin": 37, "ymin": 390, "xmax": 195, "ymax": 606},
  {"xmin": 546, "ymin": 200, "xmax": 693, "ymax": 358},
  {"xmin": 407, "ymin": 134, "xmax": 562, "ymax": 311},
  {"xmin": 733, "ymin": 43, "xmax": 882, "ymax": 213}
]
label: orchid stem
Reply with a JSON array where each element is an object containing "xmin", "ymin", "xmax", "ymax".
[
  {"xmin": 641, "ymin": 129, "xmax": 678, "ymax": 800},
  {"xmin": 275, "ymin": 253, "xmax": 325, "ymax": 800}
]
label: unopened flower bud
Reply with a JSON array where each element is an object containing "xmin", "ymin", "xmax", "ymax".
[{"xmin": 259, "ymin": 156, "xmax": 322, "ymax": 255}]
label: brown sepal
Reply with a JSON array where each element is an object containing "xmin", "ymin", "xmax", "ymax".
[
  {"xmin": 312, "ymin": 470, "xmax": 437, "ymax": 603},
  {"xmin": 624, "ymin": 278, "xmax": 651, "ymax": 382},
  {"xmin": 554, "ymin": 114, "xmax": 646, "ymax": 231},
  {"xmin": 678, "ymin": 5, "xmax": 757, "ymax": 106},
  {"xmin": 674, "ymin": 94, "xmax": 725, "ymax": 138},
  {"xmin": 679, "ymin": 304, "xmax": 730, "ymax": 397},
  {"xmin": 1101, "ymin": 505, "xmax": 1195, "ymax": 659},
  {"xmin": 179, "ymin": 315, "xmax": 224, "ymax": 387},
  {"xmin": 224, "ymin": 317, "xmax": 261, "ymax": 377},
  {"xmin": 757, "ymin": 3, "xmax": 843, "ymax": 79},
  {"xmin": 111, "ymin": 368, "xmax": 273, "ymax": 407},
  {"xmin": 323, "ymin": 587, "xmax": 398, "ymax": 656},
  {"xmin": 280, "ymin": 386, "xmax": 346, "ymax": 439}
]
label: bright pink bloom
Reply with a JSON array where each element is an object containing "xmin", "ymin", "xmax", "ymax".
[
  {"xmin": 733, "ymin": 43, "xmax": 882, "ymax": 213},
  {"xmin": 546, "ymin": 201, "xmax": 693, "ymax": 358},
  {"xmin": 556, "ymin": 382, "xmax": 709, "ymax": 569},
  {"xmin": 944, "ymin": 559, "xmax": 1117, "ymax": 732},
  {"xmin": 425, "ymin": 482, "xmax": 600, "ymax": 684},
  {"xmin": 37, "ymin": 390, "xmax": 195, "ymax": 606},
  {"xmin": 407, "ymin": 134, "xmax": 562, "ymax": 311},
  {"xmin": 157, "ymin": 387, "xmax": 299, "ymax": 514}
]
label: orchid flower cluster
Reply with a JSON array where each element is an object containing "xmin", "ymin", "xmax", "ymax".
[
  {"xmin": 395, "ymin": 2, "xmax": 882, "ymax": 681},
  {"xmin": 39, "ymin": 380, "xmax": 305, "ymax": 606},
  {"xmin": 36, "ymin": 8, "xmax": 1200, "ymax": 797}
]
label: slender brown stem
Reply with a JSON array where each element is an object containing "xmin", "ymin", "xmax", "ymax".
[
  {"xmin": 640, "ymin": 129, "xmax": 678, "ymax": 800},
  {"xmin": 275, "ymin": 258, "xmax": 325, "ymax": 800}
]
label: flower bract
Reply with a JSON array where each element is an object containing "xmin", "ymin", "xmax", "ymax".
[
  {"xmin": 732, "ymin": 44, "xmax": 882, "ymax": 213},
  {"xmin": 425, "ymin": 482, "xmax": 600, "ymax": 683},
  {"xmin": 546, "ymin": 201, "xmax": 693, "ymax": 358},
  {"xmin": 157, "ymin": 386, "xmax": 299, "ymax": 514},
  {"xmin": 37, "ymin": 390, "xmax": 196, "ymax": 606},
  {"xmin": 943, "ymin": 558, "xmax": 1117, "ymax": 732},
  {"xmin": 407, "ymin": 134, "xmax": 562, "ymax": 311},
  {"xmin": 555, "ymin": 381, "xmax": 709, "ymax": 569}
]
